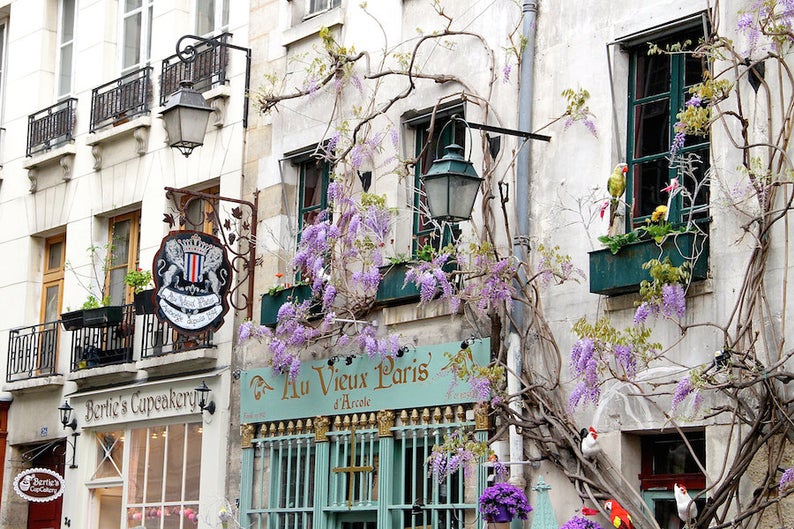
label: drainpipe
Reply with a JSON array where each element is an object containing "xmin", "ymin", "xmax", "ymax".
[{"xmin": 508, "ymin": 0, "xmax": 538, "ymax": 489}]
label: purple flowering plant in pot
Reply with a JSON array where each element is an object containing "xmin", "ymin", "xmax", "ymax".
[
  {"xmin": 559, "ymin": 515, "xmax": 606, "ymax": 529},
  {"xmin": 478, "ymin": 482, "xmax": 532, "ymax": 522}
]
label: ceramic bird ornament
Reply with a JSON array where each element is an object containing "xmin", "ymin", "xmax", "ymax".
[
  {"xmin": 607, "ymin": 163, "xmax": 628, "ymax": 234},
  {"xmin": 674, "ymin": 483, "xmax": 698, "ymax": 527},
  {"xmin": 604, "ymin": 499, "xmax": 633, "ymax": 529},
  {"xmin": 580, "ymin": 426, "xmax": 601, "ymax": 459}
]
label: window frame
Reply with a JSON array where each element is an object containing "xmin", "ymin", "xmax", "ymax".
[
  {"xmin": 194, "ymin": 0, "xmax": 230, "ymax": 36},
  {"xmin": 409, "ymin": 104, "xmax": 466, "ymax": 257},
  {"xmin": 306, "ymin": 0, "xmax": 341, "ymax": 18},
  {"xmin": 106, "ymin": 211, "xmax": 141, "ymax": 305},
  {"xmin": 625, "ymin": 22, "xmax": 710, "ymax": 229},
  {"xmin": 297, "ymin": 156, "xmax": 332, "ymax": 236},
  {"xmin": 41, "ymin": 234, "xmax": 66, "ymax": 324},
  {"xmin": 119, "ymin": 0, "xmax": 153, "ymax": 76},
  {"xmin": 56, "ymin": 0, "xmax": 77, "ymax": 99}
]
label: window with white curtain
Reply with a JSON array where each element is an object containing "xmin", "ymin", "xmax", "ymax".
[
  {"xmin": 308, "ymin": 0, "xmax": 341, "ymax": 16},
  {"xmin": 195, "ymin": 0, "xmax": 229, "ymax": 36},
  {"xmin": 56, "ymin": 0, "xmax": 76, "ymax": 98},
  {"xmin": 121, "ymin": 0, "xmax": 153, "ymax": 75}
]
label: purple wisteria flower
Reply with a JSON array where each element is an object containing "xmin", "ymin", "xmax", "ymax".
[
  {"xmin": 662, "ymin": 283, "xmax": 687, "ymax": 318},
  {"xmin": 672, "ymin": 376, "xmax": 696, "ymax": 410},
  {"xmin": 614, "ymin": 344, "xmax": 636, "ymax": 378},
  {"xmin": 390, "ymin": 127, "xmax": 399, "ymax": 146},
  {"xmin": 502, "ymin": 64, "xmax": 512, "ymax": 83},
  {"xmin": 469, "ymin": 376, "xmax": 491, "ymax": 404},
  {"xmin": 568, "ymin": 381, "xmax": 601, "ymax": 412},
  {"xmin": 303, "ymin": 76, "xmax": 320, "ymax": 96},
  {"xmin": 779, "ymin": 467, "xmax": 794, "ymax": 492}
]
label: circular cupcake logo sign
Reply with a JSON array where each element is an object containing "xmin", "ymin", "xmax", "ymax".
[{"xmin": 13, "ymin": 468, "xmax": 65, "ymax": 502}]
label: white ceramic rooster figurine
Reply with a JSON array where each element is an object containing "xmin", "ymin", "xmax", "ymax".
[
  {"xmin": 674, "ymin": 483, "xmax": 698, "ymax": 527},
  {"xmin": 580, "ymin": 426, "xmax": 601, "ymax": 459}
]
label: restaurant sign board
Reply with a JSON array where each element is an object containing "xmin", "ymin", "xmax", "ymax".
[{"xmin": 13, "ymin": 468, "xmax": 65, "ymax": 502}]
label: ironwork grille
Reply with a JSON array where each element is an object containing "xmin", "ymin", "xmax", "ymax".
[
  {"xmin": 6, "ymin": 321, "xmax": 59, "ymax": 382},
  {"xmin": 27, "ymin": 98, "xmax": 77, "ymax": 157},
  {"xmin": 242, "ymin": 407, "xmax": 480, "ymax": 529},
  {"xmin": 90, "ymin": 67, "xmax": 152, "ymax": 132},
  {"xmin": 68, "ymin": 304, "xmax": 135, "ymax": 371},
  {"xmin": 249, "ymin": 424, "xmax": 316, "ymax": 529},
  {"xmin": 159, "ymin": 33, "xmax": 230, "ymax": 107},
  {"xmin": 139, "ymin": 312, "xmax": 214, "ymax": 358}
]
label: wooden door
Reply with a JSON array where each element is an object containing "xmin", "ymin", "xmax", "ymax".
[{"xmin": 27, "ymin": 441, "xmax": 65, "ymax": 529}]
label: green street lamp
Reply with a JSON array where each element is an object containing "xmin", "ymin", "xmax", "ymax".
[{"xmin": 422, "ymin": 143, "xmax": 483, "ymax": 222}]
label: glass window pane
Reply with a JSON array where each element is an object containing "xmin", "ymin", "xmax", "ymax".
[
  {"xmin": 61, "ymin": 0, "xmax": 75, "ymax": 42},
  {"xmin": 58, "ymin": 44, "xmax": 72, "ymax": 96},
  {"xmin": 96, "ymin": 487, "xmax": 123, "ymax": 529},
  {"xmin": 633, "ymin": 99, "xmax": 670, "ymax": 158},
  {"xmin": 128, "ymin": 428, "xmax": 147, "ymax": 503},
  {"xmin": 632, "ymin": 159, "xmax": 668, "ymax": 219},
  {"xmin": 165, "ymin": 424, "xmax": 186, "ymax": 502},
  {"xmin": 184, "ymin": 424, "xmax": 203, "ymax": 500},
  {"xmin": 125, "ymin": 0, "xmax": 142, "ymax": 11},
  {"xmin": 196, "ymin": 0, "xmax": 214, "ymax": 34},
  {"xmin": 302, "ymin": 164, "xmax": 323, "ymax": 210},
  {"xmin": 634, "ymin": 53, "xmax": 669, "ymax": 99},
  {"xmin": 221, "ymin": 0, "xmax": 229, "ymax": 28},
  {"xmin": 108, "ymin": 267, "xmax": 126, "ymax": 305},
  {"xmin": 146, "ymin": 428, "xmax": 166, "ymax": 502},
  {"xmin": 111, "ymin": 219, "xmax": 132, "ymax": 266},
  {"xmin": 123, "ymin": 13, "xmax": 142, "ymax": 70},
  {"xmin": 48, "ymin": 241, "xmax": 63, "ymax": 270},
  {"xmin": 44, "ymin": 285, "xmax": 60, "ymax": 323},
  {"xmin": 95, "ymin": 430, "xmax": 124, "ymax": 480}
]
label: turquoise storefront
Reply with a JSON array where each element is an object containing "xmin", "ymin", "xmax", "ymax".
[{"xmin": 238, "ymin": 339, "xmax": 492, "ymax": 529}]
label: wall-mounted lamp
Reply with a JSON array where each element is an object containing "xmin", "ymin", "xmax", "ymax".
[
  {"xmin": 57, "ymin": 401, "xmax": 79, "ymax": 469},
  {"xmin": 162, "ymin": 34, "xmax": 252, "ymax": 158},
  {"xmin": 194, "ymin": 381, "xmax": 216, "ymax": 415}
]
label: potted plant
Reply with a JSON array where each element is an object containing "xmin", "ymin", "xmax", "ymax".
[
  {"xmin": 60, "ymin": 243, "xmax": 126, "ymax": 329},
  {"xmin": 478, "ymin": 482, "xmax": 532, "ymax": 526},
  {"xmin": 125, "ymin": 268, "xmax": 156, "ymax": 315}
]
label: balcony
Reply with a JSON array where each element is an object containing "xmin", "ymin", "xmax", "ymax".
[
  {"xmin": 68, "ymin": 304, "xmax": 136, "ymax": 372},
  {"xmin": 159, "ymin": 33, "xmax": 230, "ymax": 107},
  {"xmin": 7, "ymin": 321, "xmax": 60, "ymax": 383},
  {"xmin": 90, "ymin": 67, "xmax": 152, "ymax": 133},
  {"xmin": 27, "ymin": 99, "xmax": 77, "ymax": 157}
]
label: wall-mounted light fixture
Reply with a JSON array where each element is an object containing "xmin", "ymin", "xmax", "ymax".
[
  {"xmin": 161, "ymin": 34, "xmax": 251, "ymax": 157},
  {"xmin": 57, "ymin": 401, "xmax": 79, "ymax": 469},
  {"xmin": 194, "ymin": 381, "xmax": 216, "ymax": 415}
]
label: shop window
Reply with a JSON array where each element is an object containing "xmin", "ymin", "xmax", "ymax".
[
  {"xmin": 195, "ymin": 0, "xmax": 229, "ymax": 36},
  {"xmin": 639, "ymin": 431, "xmax": 706, "ymax": 529},
  {"xmin": 120, "ymin": 0, "xmax": 153, "ymax": 75},
  {"xmin": 410, "ymin": 106, "xmax": 465, "ymax": 256},
  {"xmin": 56, "ymin": 0, "xmax": 76, "ymax": 99},
  {"xmin": 88, "ymin": 423, "xmax": 203, "ymax": 528},
  {"xmin": 627, "ymin": 25, "xmax": 709, "ymax": 227},
  {"xmin": 106, "ymin": 211, "xmax": 141, "ymax": 305}
]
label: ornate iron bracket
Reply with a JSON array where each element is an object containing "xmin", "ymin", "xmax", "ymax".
[
  {"xmin": 164, "ymin": 187, "xmax": 259, "ymax": 319},
  {"xmin": 174, "ymin": 34, "xmax": 252, "ymax": 128}
]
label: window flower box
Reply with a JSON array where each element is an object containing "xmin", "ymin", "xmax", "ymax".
[
  {"xmin": 82, "ymin": 306, "xmax": 125, "ymax": 327},
  {"xmin": 375, "ymin": 263, "xmax": 422, "ymax": 306},
  {"xmin": 589, "ymin": 231, "xmax": 708, "ymax": 296},
  {"xmin": 60, "ymin": 310, "xmax": 84, "ymax": 331},
  {"xmin": 260, "ymin": 284, "xmax": 316, "ymax": 327}
]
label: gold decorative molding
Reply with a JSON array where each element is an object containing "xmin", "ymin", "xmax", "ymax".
[
  {"xmin": 240, "ymin": 423, "xmax": 255, "ymax": 448},
  {"xmin": 377, "ymin": 410, "xmax": 395, "ymax": 437},
  {"xmin": 474, "ymin": 403, "xmax": 491, "ymax": 431},
  {"xmin": 315, "ymin": 415, "xmax": 330, "ymax": 442}
]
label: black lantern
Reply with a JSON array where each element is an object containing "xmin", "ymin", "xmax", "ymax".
[
  {"xmin": 58, "ymin": 400, "xmax": 77, "ymax": 431},
  {"xmin": 422, "ymin": 143, "xmax": 483, "ymax": 222},
  {"xmin": 194, "ymin": 381, "xmax": 216, "ymax": 415},
  {"xmin": 161, "ymin": 80, "xmax": 213, "ymax": 157}
]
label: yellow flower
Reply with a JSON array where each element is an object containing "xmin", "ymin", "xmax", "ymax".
[{"xmin": 651, "ymin": 205, "xmax": 668, "ymax": 222}]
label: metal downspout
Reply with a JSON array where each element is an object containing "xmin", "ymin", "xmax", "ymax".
[{"xmin": 508, "ymin": 0, "xmax": 538, "ymax": 488}]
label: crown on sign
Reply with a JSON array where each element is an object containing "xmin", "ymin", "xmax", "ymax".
[{"xmin": 181, "ymin": 234, "xmax": 213, "ymax": 256}]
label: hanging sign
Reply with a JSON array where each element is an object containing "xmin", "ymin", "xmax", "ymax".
[
  {"xmin": 13, "ymin": 468, "xmax": 65, "ymax": 502},
  {"xmin": 153, "ymin": 231, "xmax": 232, "ymax": 334}
]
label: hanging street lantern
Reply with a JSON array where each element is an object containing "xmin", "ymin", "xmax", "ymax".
[
  {"xmin": 421, "ymin": 143, "xmax": 483, "ymax": 222},
  {"xmin": 160, "ymin": 80, "xmax": 213, "ymax": 157}
]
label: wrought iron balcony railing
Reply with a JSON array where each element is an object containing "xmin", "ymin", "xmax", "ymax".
[
  {"xmin": 6, "ymin": 321, "xmax": 60, "ymax": 383},
  {"xmin": 90, "ymin": 67, "xmax": 152, "ymax": 132},
  {"xmin": 140, "ymin": 313, "xmax": 214, "ymax": 359},
  {"xmin": 27, "ymin": 98, "xmax": 77, "ymax": 157},
  {"xmin": 69, "ymin": 304, "xmax": 135, "ymax": 372},
  {"xmin": 159, "ymin": 33, "xmax": 230, "ymax": 107}
]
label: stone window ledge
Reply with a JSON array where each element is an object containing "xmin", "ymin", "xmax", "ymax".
[
  {"xmin": 283, "ymin": 8, "xmax": 343, "ymax": 47},
  {"xmin": 86, "ymin": 116, "xmax": 151, "ymax": 170},
  {"xmin": 23, "ymin": 143, "xmax": 77, "ymax": 192}
]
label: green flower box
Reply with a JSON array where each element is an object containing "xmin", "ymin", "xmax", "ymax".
[
  {"xmin": 82, "ymin": 306, "xmax": 124, "ymax": 327},
  {"xmin": 260, "ymin": 285, "xmax": 315, "ymax": 327},
  {"xmin": 589, "ymin": 231, "xmax": 708, "ymax": 296},
  {"xmin": 375, "ymin": 263, "xmax": 422, "ymax": 306}
]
